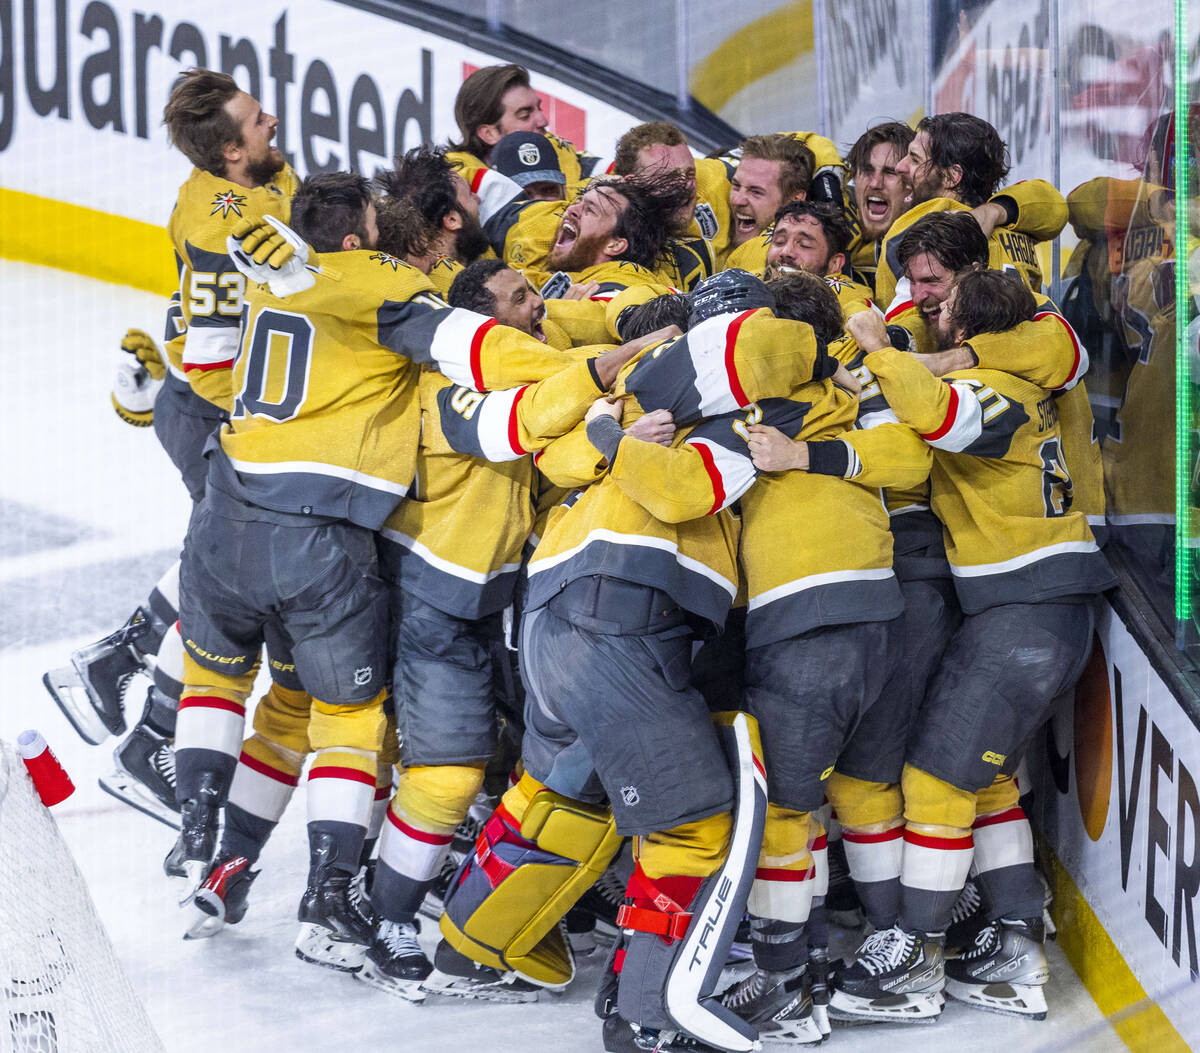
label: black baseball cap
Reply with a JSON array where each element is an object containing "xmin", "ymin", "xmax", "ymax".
[{"xmin": 491, "ymin": 131, "xmax": 567, "ymax": 188}]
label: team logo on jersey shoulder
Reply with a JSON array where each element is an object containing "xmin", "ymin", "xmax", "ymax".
[
  {"xmin": 369, "ymin": 251, "xmax": 402, "ymax": 271},
  {"xmin": 824, "ymin": 275, "xmax": 850, "ymax": 292},
  {"xmin": 210, "ymin": 189, "xmax": 248, "ymax": 218},
  {"xmin": 519, "ymin": 143, "xmax": 541, "ymax": 166},
  {"xmin": 694, "ymin": 202, "xmax": 718, "ymax": 240}
]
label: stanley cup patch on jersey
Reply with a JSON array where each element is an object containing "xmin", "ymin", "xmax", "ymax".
[{"xmin": 695, "ymin": 203, "xmax": 719, "ymax": 241}]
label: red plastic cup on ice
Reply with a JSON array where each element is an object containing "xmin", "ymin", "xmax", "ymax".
[{"xmin": 17, "ymin": 729, "xmax": 75, "ymax": 806}]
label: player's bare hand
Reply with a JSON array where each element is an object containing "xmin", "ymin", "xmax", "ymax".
[
  {"xmin": 120, "ymin": 328, "xmax": 166, "ymax": 381},
  {"xmin": 585, "ymin": 396, "xmax": 624, "ymax": 425},
  {"xmin": 832, "ymin": 362, "xmax": 862, "ymax": 397},
  {"xmin": 746, "ymin": 424, "xmax": 809, "ymax": 472},
  {"xmin": 563, "ymin": 280, "xmax": 600, "ymax": 300},
  {"xmin": 845, "ymin": 310, "xmax": 890, "ymax": 352},
  {"xmin": 625, "ymin": 409, "xmax": 675, "ymax": 446},
  {"xmin": 971, "ymin": 201, "xmax": 1007, "ymax": 238}
]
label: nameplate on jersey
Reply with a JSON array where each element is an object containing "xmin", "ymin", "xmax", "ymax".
[
  {"xmin": 540, "ymin": 271, "xmax": 573, "ymax": 299},
  {"xmin": 694, "ymin": 203, "xmax": 719, "ymax": 241}
]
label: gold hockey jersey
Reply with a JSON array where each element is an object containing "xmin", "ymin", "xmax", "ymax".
[
  {"xmin": 863, "ymin": 348, "xmax": 1115, "ymax": 612},
  {"xmin": 168, "ymin": 164, "xmax": 299, "ymax": 410},
  {"xmin": 213, "ymin": 249, "xmax": 584, "ymax": 530}
]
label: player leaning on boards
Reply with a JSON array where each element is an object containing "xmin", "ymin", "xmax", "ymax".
[{"xmin": 44, "ymin": 68, "xmax": 302, "ymax": 834}]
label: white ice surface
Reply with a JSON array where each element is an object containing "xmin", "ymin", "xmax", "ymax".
[{"xmin": 0, "ymin": 260, "xmax": 1126, "ymax": 1052}]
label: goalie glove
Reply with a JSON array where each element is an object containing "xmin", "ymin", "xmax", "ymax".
[
  {"xmin": 111, "ymin": 358, "xmax": 162, "ymax": 427},
  {"xmin": 120, "ymin": 328, "xmax": 167, "ymax": 381},
  {"xmin": 227, "ymin": 215, "xmax": 318, "ymax": 296}
]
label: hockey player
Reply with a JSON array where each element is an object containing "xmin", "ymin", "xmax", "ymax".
[
  {"xmin": 450, "ymin": 63, "xmax": 603, "ymax": 185},
  {"xmin": 374, "ymin": 145, "xmax": 490, "ymax": 297},
  {"xmin": 875, "ymin": 112, "xmax": 1068, "ymax": 317},
  {"xmin": 825, "ymin": 270, "xmax": 1114, "ymax": 1022},
  {"xmin": 45, "ymin": 68, "xmax": 300, "ymax": 828},
  {"xmin": 447, "ymin": 259, "xmax": 567, "ymax": 347},
  {"xmin": 723, "ymin": 134, "xmax": 817, "ymax": 271},
  {"xmin": 843, "ymin": 121, "xmax": 915, "ymax": 286},
  {"xmin": 178, "ymin": 173, "xmax": 663, "ymax": 974}
]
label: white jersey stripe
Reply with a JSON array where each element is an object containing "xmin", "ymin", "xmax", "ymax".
[
  {"xmin": 949, "ymin": 539, "xmax": 1100, "ymax": 578},
  {"xmin": 747, "ymin": 567, "xmax": 895, "ymax": 612}
]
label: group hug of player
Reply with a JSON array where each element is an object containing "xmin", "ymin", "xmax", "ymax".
[{"xmin": 45, "ymin": 60, "xmax": 1114, "ymax": 1052}]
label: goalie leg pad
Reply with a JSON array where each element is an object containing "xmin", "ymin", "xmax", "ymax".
[
  {"xmin": 440, "ymin": 787, "xmax": 621, "ymax": 987},
  {"xmin": 616, "ymin": 712, "xmax": 768, "ymax": 1053}
]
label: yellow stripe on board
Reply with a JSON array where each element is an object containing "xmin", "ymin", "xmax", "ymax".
[
  {"xmin": 688, "ymin": 1, "xmax": 814, "ymax": 114},
  {"xmin": 1041, "ymin": 840, "xmax": 1189, "ymax": 1051},
  {"xmin": 0, "ymin": 188, "xmax": 175, "ymax": 296}
]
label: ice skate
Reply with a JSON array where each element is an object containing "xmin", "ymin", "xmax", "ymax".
[
  {"xmin": 356, "ymin": 918, "xmax": 432, "ymax": 1003},
  {"xmin": 944, "ymin": 878, "xmax": 984, "ymax": 956},
  {"xmin": 420, "ymin": 939, "xmax": 538, "ymax": 1003},
  {"xmin": 721, "ymin": 965, "xmax": 822, "ymax": 1045},
  {"xmin": 164, "ymin": 771, "xmax": 221, "ymax": 903},
  {"xmin": 416, "ymin": 849, "xmax": 463, "ymax": 921},
  {"xmin": 43, "ymin": 608, "xmax": 158, "ymax": 742},
  {"xmin": 828, "ymin": 926, "xmax": 945, "ymax": 1024},
  {"xmin": 601, "ymin": 1013, "xmax": 727, "ymax": 1052},
  {"xmin": 295, "ymin": 834, "xmax": 374, "ymax": 973},
  {"xmin": 185, "ymin": 855, "xmax": 259, "ymax": 939},
  {"xmin": 825, "ymin": 837, "xmax": 864, "ymax": 931},
  {"xmin": 807, "ymin": 946, "xmax": 831, "ymax": 1038},
  {"xmin": 944, "ymin": 917, "xmax": 1049, "ymax": 1019},
  {"xmin": 98, "ymin": 724, "xmax": 180, "ymax": 829}
]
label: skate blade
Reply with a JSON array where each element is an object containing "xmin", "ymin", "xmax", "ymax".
[
  {"xmin": 811, "ymin": 1002, "xmax": 831, "ymax": 1038},
  {"xmin": 98, "ymin": 772, "xmax": 181, "ymax": 829},
  {"xmin": 759, "ymin": 1016, "xmax": 824, "ymax": 1045},
  {"xmin": 175, "ymin": 860, "xmax": 208, "ymax": 906},
  {"xmin": 827, "ymin": 988, "xmax": 944, "ymax": 1024},
  {"xmin": 294, "ymin": 923, "xmax": 367, "ymax": 973},
  {"xmin": 945, "ymin": 978, "xmax": 1047, "ymax": 1019},
  {"xmin": 183, "ymin": 897, "xmax": 225, "ymax": 940},
  {"xmin": 355, "ymin": 960, "xmax": 427, "ymax": 1003},
  {"xmin": 43, "ymin": 669, "xmax": 108, "ymax": 745},
  {"xmin": 420, "ymin": 969, "xmax": 538, "ymax": 1003}
]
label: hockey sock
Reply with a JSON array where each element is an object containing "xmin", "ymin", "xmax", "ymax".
[
  {"xmin": 747, "ymin": 805, "xmax": 817, "ymax": 926},
  {"xmin": 175, "ymin": 653, "xmax": 256, "ymax": 806},
  {"xmin": 972, "ymin": 807, "xmax": 1041, "ymax": 922},
  {"xmin": 146, "ymin": 625, "xmax": 184, "ymax": 737},
  {"xmin": 373, "ymin": 763, "xmax": 484, "ymax": 922},
  {"xmin": 221, "ymin": 734, "xmax": 304, "ymax": 864},
  {"xmin": 898, "ymin": 764, "xmax": 976, "ymax": 933},
  {"xmin": 827, "ymin": 773, "xmax": 904, "ymax": 929}
]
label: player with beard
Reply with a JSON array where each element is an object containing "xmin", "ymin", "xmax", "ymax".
[
  {"xmin": 723, "ymin": 135, "xmax": 817, "ymax": 273},
  {"xmin": 843, "ymin": 122, "xmax": 914, "ymax": 287},
  {"xmin": 375, "ymin": 146, "xmax": 490, "ymax": 297},
  {"xmin": 45, "ymin": 68, "xmax": 302, "ymax": 836},
  {"xmin": 874, "ymin": 113, "xmax": 1069, "ymax": 313},
  {"xmin": 821, "ymin": 269, "xmax": 1113, "ymax": 1024}
]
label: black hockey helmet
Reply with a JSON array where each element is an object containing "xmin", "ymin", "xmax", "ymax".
[{"xmin": 687, "ymin": 268, "xmax": 775, "ymax": 327}]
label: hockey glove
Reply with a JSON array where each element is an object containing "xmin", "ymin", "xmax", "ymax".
[
  {"xmin": 227, "ymin": 215, "xmax": 317, "ymax": 296},
  {"xmin": 120, "ymin": 328, "xmax": 167, "ymax": 381},
  {"xmin": 111, "ymin": 358, "xmax": 162, "ymax": 427}
]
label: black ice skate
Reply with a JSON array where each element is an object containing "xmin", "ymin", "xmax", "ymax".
[
  {"xmin": 721, "ymin": 965, "xmax": 822, "ymax": 1046},
  {"xmin": 98, "ymin": 723, "xmax": 179, "ymax": 830},
  {"xmin": 43, "ymin": 608, "xmax": 159, "ymax": 744},
  {"xmin": 944, "ymin": 917, "xmax": 1049, "ymax": 1019},
  {"xmin": 185, "ymin": 855, "xmax": 259, "ymax": 939},
  {"xmin": 356, "ymin": 918, "xmax": 432, "ymax": 1002},
  {"xmin": 163, "ymin": 771, "xmax": 221, "ymax": 903},
  {"xmin": 945, "ymin": 878, "xmax": 984, "ymax": 956},
  {"xmin": 420, "ymin": 939, "xmax": 539, "ymax": 1003},
  {"xmin": 807, "ymin": 945, "xmax": 832, "ymax": 1039},
  {"xmin": 828, "ymin": 925, "xmax": 945, "ymax": 1024},
  {"xmin": 601, "ymin": 1013, "xmax": 725, "ymax": 1052},
  {"xmin": 295, "ymin": 834, "xmax": 374, "ymax": 973}
]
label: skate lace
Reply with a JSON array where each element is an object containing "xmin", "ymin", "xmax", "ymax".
[
  {"xmin": 950, "ymin": 879, "xmax": 981, "ymax": 924},
  {"xmin": 152, "ymin": 745, "xmax": 177, "ymax": 788},
  {"xmin": 722, "ymin": 969, "xmax": 766, "ymax": 1010},
  {"xmin": 964, "ymin": 920, "xmax": 1000, "ymax": 958},
  {"xmin": 379, "ymin": 920, "xmax": 422, "ymax": 958},
  {"xmin": 856, "ymin": 927, "xmax": 913, "ymax": 976}
]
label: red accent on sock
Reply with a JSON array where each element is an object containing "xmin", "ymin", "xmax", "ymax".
[
  {"xmin": 238, "ymin": 750, "xmax": 299, "ymax": 786},
  {"xmin": 811, "ymin": 834, "xmax": 828, "ymax": 851},
  {"xmin": 973, "ymin": 807, "xmax": 1026, "ymax": 829},
  {"xmin": 754, "ymin": 866, "xmax": 814, "ymax": 882},
  {"xmin": 307, "ymin": 765, "xmax": 375, "ymax": 786},
  {"xmin": 842, "ymin": 827, "xmax": 905, "ymax": 844},
  {"xmin": 179, "ymin": 695, "xmax": 244, "ymax": 715},
  {"xmin": 903, "ymin": 828, "xmax": 973, "ymax": 851}
]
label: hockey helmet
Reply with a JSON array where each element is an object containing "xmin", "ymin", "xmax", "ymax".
[{"xmin": 687, "ymin": 269, "xmax": 775, "ymax": 327}]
